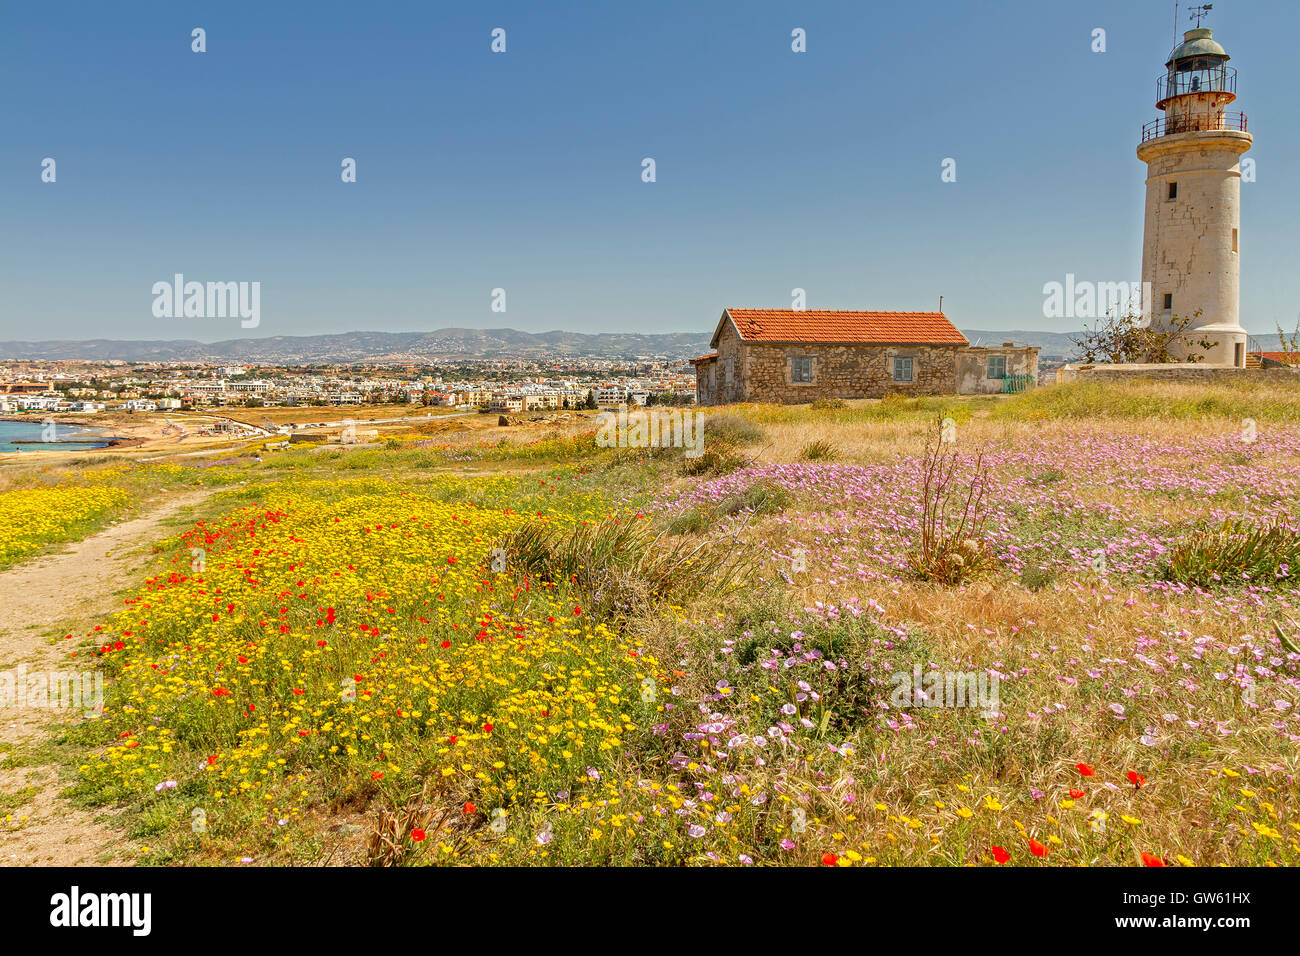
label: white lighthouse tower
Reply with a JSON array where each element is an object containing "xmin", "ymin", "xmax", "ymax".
[{"xmin": 1136, "ymin": 10, "xmax": 1251, "ymax": 366}]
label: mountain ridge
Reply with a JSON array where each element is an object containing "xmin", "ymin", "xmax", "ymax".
[{"xmin": 1, "ymin": 327, "xmax": 1290, "ymax": 363}]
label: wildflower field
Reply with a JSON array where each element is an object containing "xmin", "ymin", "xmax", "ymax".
[{"xmin": 6, "ymin": 379, "xmax": 1300, "ymax": 867}]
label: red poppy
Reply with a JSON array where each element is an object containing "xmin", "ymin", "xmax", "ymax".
[
  {"xmin": 991, "ymin": 846, "xmax": 1010, "ymax": 864},
  {"xmin": 1076, "ymin": 763, "xmax": 1095, "ymax": 777},
  {"xmin": 371, "ymin": 771, "xmax": 384, "ymax": 781},
  {"xmin": 1141, "ymin": 851, "xmax": 1167, "ymax": 867},
  {"xmin": 483, "ymin": 723, "xmax": 493, "ymax": 733},
  {"xmin": 1028, "ymin": 838, "xmax": 1049, "ymax": 857},
  {"xmin": 1069, "ymin": 788, "xmax": 1085, "ymax": 799},
  {"xmin": 1127, "ymin": 771, "xmax": 1146, "ymax": 788},
  {"xmin": 463, "ymin": 802, "xmax": 477, "ymax": 814},
  {"xmin": 411, "ymin": 828, "xmax": 426, "ymax": 842},
  {"xmin": 820, "ymin": 852, "xmax": 838, "ymax": 866}
]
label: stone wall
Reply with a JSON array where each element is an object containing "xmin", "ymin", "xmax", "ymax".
[
  {"xmin": 713, "ymin": 322, "xmax": 747, "ymax": 405},
  {"xmin": 706, "ymin": 327, "xmax": 960, "ymax": 404},
  {"xmin": 695, "ymin": 358, "xmax": 719, "ymax": 405},
  {"xmin": 1056, "ymin": 363, "xmax": 1300, "ymax": 384}
]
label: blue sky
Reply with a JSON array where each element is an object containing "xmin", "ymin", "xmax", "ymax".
[{"xmin": 1, "ymin": 0, "xmax": 1295, "ymax": 341}]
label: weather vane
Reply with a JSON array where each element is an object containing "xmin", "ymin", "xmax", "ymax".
[{"xmin": 1190, "ymin": 4, "xmax": 1213, "ymax": 27}]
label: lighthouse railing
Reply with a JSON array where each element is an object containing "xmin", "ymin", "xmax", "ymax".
[{"xmin": 1141, "ymin": 111, "xmax": 1248, "ymax": 142}]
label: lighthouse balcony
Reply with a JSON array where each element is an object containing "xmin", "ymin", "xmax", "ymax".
[
  {"xmin": 1141, "ymin": 111, "xmax": 1247, "ymax": 142},
  {"xmin": 1156, "ymin": 65, "xmax": 1236, "ymax": 107}
]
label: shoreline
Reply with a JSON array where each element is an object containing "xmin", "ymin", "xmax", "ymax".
[{"xmin": 0, "ymin": 416, "xmax": 127, "ymax": 452}]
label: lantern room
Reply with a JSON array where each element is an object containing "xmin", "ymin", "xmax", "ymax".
[{"xmin": 1147, "ymin": 28, "xmax": 1244, "ymax": 139}]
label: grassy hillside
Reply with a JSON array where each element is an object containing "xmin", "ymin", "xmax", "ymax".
[{"xmin": 7, "ymin": 379, "xmax": 1299, "ymax": 866}]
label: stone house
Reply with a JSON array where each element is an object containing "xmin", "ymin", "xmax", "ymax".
[
  {"xmin": 955, "ymin": 341, "xmax": 1040, "ymax": 394},
  {"xmin": 693, "ymin": 309, "xmax": 1038, "ymax": 405}
]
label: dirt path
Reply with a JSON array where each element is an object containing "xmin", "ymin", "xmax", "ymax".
[{"xmin": 0, "ymin": 489, "xmax": 212, "ymax": 865}]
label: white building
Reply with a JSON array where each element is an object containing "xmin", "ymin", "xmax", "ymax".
[
  {"xmin": 1137, "ymin": 21, "xmax": 1251, "ymax": 366},
  {"xmin": 594, "ymin": 385, "xmax": 626, "ymax": 407}
]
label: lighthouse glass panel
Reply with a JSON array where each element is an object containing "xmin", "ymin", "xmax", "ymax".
[{"xmin": 1164, "ymin": 60, "xmax": 1232, "ymax": 99}]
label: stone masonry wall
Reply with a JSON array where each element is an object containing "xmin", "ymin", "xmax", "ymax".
[
  {"xmin": 735, "ymin": 339, "xmax": 959, "ymax": 403},
  {"xmin": 1057, "ymin": 363, "xmax": 1300, "ymax": 384}
]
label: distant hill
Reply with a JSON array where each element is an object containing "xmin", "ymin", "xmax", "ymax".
[
  {"xmin": 2, "ymin": 327, "xmax": 1290, "ymax": 363},
  {"xmin": 960, "ymin": 330, "xmax": 1080, "ymax": 358},
  {"xmin": 0, "ymin": 328, "xmax": 715, "ymax": 363}
]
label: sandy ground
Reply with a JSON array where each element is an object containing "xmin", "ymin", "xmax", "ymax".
[
  {"xmin": 0, "ymin": 412, "xmax": 264, "ymax": 465},
  {"xmin": 0, "ymin": 407, "xmax": 601, "ymax": 469},
  {"xmin": 0, "ymin": 408, "xmax": 503, "ymax": 466},
  {"xmin": 0, "ymin": 489, "xmax": 212, "ymax": 866}
]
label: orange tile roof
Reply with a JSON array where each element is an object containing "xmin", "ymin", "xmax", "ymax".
[
  {"xmin": 717, "ymin": 309, "xmax": 967, "ymax": 347},
  {"xmin": 1257, "ymin": 351, "xmax": 1300, "ymax": 365},
  {"xmin": 692, "ymin": 352, "xmax": 718, "ymax": 363}
]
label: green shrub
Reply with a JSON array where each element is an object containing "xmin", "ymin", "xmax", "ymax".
[
  {"xmin": 1025, "ymin": 468, "xmax": 1065, "ymax": 486},
  {"xmin": 800, "ymin": 439, "xmax": 840, "ymax": 461},
  {"xmin": 1158, "ymin": 517, "xmax": 1300, "ymax": 588},
  {"xmin": 702, "ymin": 414, "xmax": 765, "ymax": 445},
  {"xmin": 1019, "ymin": 563, "xmax": 1057, "ymax": 592},
  {"xmin": 498, "ymin": 513, "xmax": 753, "ymax": 619},
  {"xmin": 679, "ymin": 444, "xmax": 746, "ymax": 477},
  {"xmin": 667, "ymin": 481, "xmax": 790, "ymax": 535},
  {"xmin": 665, "ymin": 507, "xmax": 710, "ymax": 535},
  {"xmin": 716, "ymin": 480, "xmax": 791, "ymax": 518}
]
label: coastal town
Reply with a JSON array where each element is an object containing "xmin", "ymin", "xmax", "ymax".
[{"xmin": 0, "ymin": 356, "xmax": 698, "ymax": 417}]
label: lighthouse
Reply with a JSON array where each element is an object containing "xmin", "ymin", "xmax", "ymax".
[{"xmin": 1137, "ymin": 13, "xmax": 1251, "ymax": 366}]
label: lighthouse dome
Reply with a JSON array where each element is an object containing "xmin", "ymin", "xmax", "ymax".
[{"xmin": 1167, "ymin": 28, "xmax": 1229, "ymax": 66}]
